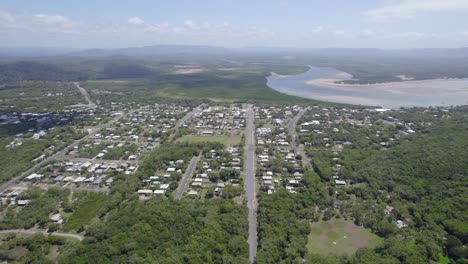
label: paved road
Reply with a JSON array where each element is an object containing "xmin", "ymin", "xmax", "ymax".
[
  {"xmin": 169, "ymin": 105, "xmax": 202, "ymax": 142},
  {"xmin": 175, "ymin": 155, "xmax": 200, "ymax": 200},
  {"xmin": 0, "ymin": 112, "xmax": 129, "ymax": 193},
  {"xmin": 245, "ymin": 104, "xmax": 257, "ymax": 263},
  {"xmin": 288, "ymin": 107, "xmax": 312, "ymax": 166},
  {"xmin": 74, "ymin": 82, "xmax": 97, "ymax": 109},
  {"xmin": 174, "ymin": 105, "xmax": 202, "ymax": 131},
  {"xmin": 0, "ymin": 229, "xmax": 84, "ymax": 241}
]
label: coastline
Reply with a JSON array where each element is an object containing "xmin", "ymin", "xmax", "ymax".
[
  {"xmin": 306, "ymin": 77, "xmax": 468, "ymax": 88},
  {"xmin": 269, "ymin": 72, "xmax": 292, "ymax": 79}
]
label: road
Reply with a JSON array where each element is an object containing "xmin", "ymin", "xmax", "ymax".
[
  {"xmin": 174, "ymin": 105, "xmax": 202, "ymax": 131},
  {"xmin": 24, "ymin": 183, "xmax": 110, "ymax": 194},
  {"xmin": 245, "ymin": 104, "xmax": 257, "ymax": 263},
  {"xmin": 74, "ymin": 82, "xmax": 97, "ymax": 109},
  {"xmin": 0, "ymin": 229, "xmax": 84, "ymax": 241},
  {"xmin": 169, "ymin": 105, "xmax": 202, "ymax": 142},
  {"xmin": 175, "ymin": 155, "xmax": 200, "ymax": 200},
  {"xmin": 288, "ymin": 107, "xmax": 311, "ymax": 166},
  {"xmin": 0, "ymin": 111, "xmax": 130, "ymax": 193}
]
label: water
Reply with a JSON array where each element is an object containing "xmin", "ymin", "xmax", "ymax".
[{"xmin": 266, "ymin": 66, "xmax": 468, "ymax": 108}]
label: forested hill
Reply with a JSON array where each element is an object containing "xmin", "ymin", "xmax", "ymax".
[
  {"xmin": 0, "ymin": 60, "xmax": 159, "ymax": 83},
  {"xmin": 0, "ymin": 62, "xmax": 89, "ymax": 83}
]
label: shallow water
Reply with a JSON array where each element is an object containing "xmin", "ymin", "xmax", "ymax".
[{"xmin": 266, "ymin": 66, "xmax": 468, "ymax": 108}]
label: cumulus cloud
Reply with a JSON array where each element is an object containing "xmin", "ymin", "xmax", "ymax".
[
  {"xmin": 365, "ymin": 0, "xmax": 468, "ymax": 21},
  {"xmin": 0, "ymin": 10, "xmax": 277, "ymax": 47},
  {"xmin": 0, "ymin": 10, "xmax": 75, "ymax": 32},
  {"xmin": 128, "ymin": 17, "xmax": 145, "ymax": 25},
  {"xmin": 33, "ymin": 14, "xmax": 73, "ymax": 28}
]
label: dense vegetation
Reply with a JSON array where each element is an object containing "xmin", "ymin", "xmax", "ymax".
[
  {"xmin": 256, "ymin": 107, "xmax": 468, "ymax": 264},
  {"xmin": 82, "ymin": 69, "xmax": 314, "ymax": 105},
  {"xmin": 335, "ymin": 110, "xmax": 468, "ymax": 263},
  {"xmin": 61, "ymin": 198, "xmax": 249, "ymax": 263},
  {"xmin": 0, "ymin": 232, "xmax": 76, "ymax": 263},
  {"xmin": 0, "ymin": 188, "xmax": 69, "ymax": 229},
  {"xmin": 0, "ymin": 126, "xmax": 85, "ymax": 184},
  {"xmin": 0, "ymin": 61, "xmax": 88, "ymax": 83},
  {"xmin": 256, "ymin": 172, "xmax": 330, "ymax": 263}
]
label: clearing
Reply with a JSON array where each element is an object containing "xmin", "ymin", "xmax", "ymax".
[{"xmin": 307, "ymin": 218, "xmax": 382, "ymax": 256}]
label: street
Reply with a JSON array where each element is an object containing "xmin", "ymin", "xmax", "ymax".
[
  {"xmin": 288, "ymin": 107, "xmax": 311, "ymax": 166},
  {"xmin": 245, "ymin": 104, "xmax": 257, "ymax": 263},
  {"xmin": 74, "ymin": 82, "xmax": 97, "ymax": 109},
  {"xmin": 175, "ymin": 155, "xmax": 200, "ymax": 200}
]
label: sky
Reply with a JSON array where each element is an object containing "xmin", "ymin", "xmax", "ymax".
[{"xmin": 1, "ymin": 0, "xmax": 468, "ymax": 49}]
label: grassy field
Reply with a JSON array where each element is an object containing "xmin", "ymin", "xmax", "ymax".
[
  {"xmin": 63, "ymin": 193, "xmax": 108, "ymax": 231},
  {"xmin": 178, "ymin": 135, "xmax": 241, "ymax": 145},
  {"xmin": 307, "ymin": 218, "xmax": 382, "ymax": 256}
]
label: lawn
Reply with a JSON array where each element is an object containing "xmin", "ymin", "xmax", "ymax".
[
  {"xmin": 307, "ymin": 218, "xmax": 382, "ymax": 256},
  {"xmin": 178, "ymin": 135, "xmax": 240, "ymax": 146}
]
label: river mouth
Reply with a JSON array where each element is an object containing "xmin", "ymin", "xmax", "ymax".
[{"xmin": 266, "ymin": 66, "xmax": 468, "ymax": 108}]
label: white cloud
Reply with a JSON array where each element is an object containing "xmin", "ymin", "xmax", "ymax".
[
  {"xmin": 0, "ymin": 10, "xmax": 15, "ymax": 25},
  {"xmin": 0, "ymin": 10, "xmax": 75, "ymax": 32},
  {"xmin": 33, "ymin": 14, "xmax": 73, "ymax": 28},
  {"xmin": 333, "ymin": 29, "xmax": 345, "ymax": 36},
  {"xmin": 385, "ymin": 31, "xmax": 426, "ymax": 38},
  {"xmin": 128, "ymin": 17, "xmax": 145, "ymax": 25},
  {"xmin": 365, "ymin": 0, "xmax": 468, "ymax": 21},
  {"xmin": 358, "ymin": 29, "xmax": 375, "ymax": 38},
  {"xmin": 143, "ymin": 22, "xmax": 171, "ymax": 33},
  {"xmin": 312, "ymin": 25, "xmax": 324, "ymax": 33},
  {"xmin": 0, "ymin": 10, "xmax": 277, "ymax": 47},
  {"xmin": 184, "ymin": 20, "xmax": 200, "ymax": 30}
]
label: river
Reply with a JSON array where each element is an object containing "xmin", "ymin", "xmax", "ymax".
[{"xmin": 266, "ymin": 66, "xmax": 468, "ymax": 108}]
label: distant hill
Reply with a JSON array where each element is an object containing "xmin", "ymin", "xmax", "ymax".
[
  {"xmin": 70, "ymin": 45, "xmax": 229, "ymax": 58},
  {"xmin": 0, "ymin": 61, "xmax": 89, "ymax": 83},
  {"xmin": 0, "ymin": 45, "xmax": 468, "ymax": 85}
]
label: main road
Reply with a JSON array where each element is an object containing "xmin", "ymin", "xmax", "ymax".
[
  {"xmin": 74, "ymin": 82, "xmax": 97, "ymax": 109},
  {"xmin": 288, "ymin": 107, "xmax": 311, "ymax": 166},
  {"xmin": 245, "ymin": 104, "xmax": 257, "ymax": 263}
]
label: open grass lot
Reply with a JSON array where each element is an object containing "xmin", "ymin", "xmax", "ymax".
[
  {"xmin": 307, "ymin": 218, "xmax": 382, "ymax": 256},
  {"xmin": 178, "ymin": 135, "xmax": 241, "ymax": 145}
]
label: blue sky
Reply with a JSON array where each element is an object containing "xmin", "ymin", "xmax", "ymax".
[{"xmin": 1, "ymin": 0, "xmax": 467, "ymax": 49}]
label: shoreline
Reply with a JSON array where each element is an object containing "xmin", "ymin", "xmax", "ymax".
[{"xmin": 306, "ymin": 77, "xmax": 468, "ymax": 87}]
